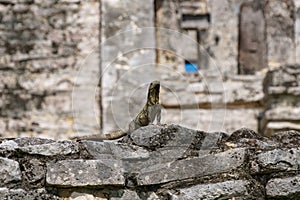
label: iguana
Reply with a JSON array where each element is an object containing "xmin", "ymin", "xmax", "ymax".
[{"xmin": 71, "ymin": 80, "xmax": 161, "ymax": 141}]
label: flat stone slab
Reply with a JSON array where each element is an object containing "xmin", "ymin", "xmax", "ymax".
[
  {"xmin": 82, "ymin": 141, "xmax": 149, "ymax": 160},
  {"xmin": 19, "ymin": 141, "xmax": 79, "ymax": 156},
  {"xmin": 266, "ymin": 175, "xmax": 300, "ymax": 198},
  {"xmin": 250, "ymin": 147, "xmax": 300, "ymax": 174},
  {"xmin": 137, "ymin": 148, "xmax": 246, "ymax": 185},
  {"xmin": 170, "ymin": 180, "xmax": 263, "ymax": 200},
  {"xmin": 46, "ymin": 159, "xmax": 125, "ymax": 187},
  {"xmin": 0, "ymin": 157, "xmax": 21, "ymax": 186}
]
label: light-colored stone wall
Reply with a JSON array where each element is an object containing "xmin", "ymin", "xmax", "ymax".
[
  {"xmin": 0, "ymin": 0, "xmax": 100, "ymax": 139},
  {"xmin": 1, "ymin": 0, "xmax": 299, "ymax": 139}
]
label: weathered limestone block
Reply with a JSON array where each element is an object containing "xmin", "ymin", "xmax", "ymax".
[
  {"xmin": 0, "ymin": 188, "xmax": 60, "ymax": 200},
  {"xmin": 19, "ymin": 141, "xmax": 79, "ymax": 156},
  {"xmin": 273, "ymin": 130, "xmax": 300, "ymax": 147},
  {"xmin": 225, "ymin": 127, "xmax": 279, "ymax": 150},
  {"xmin": 0, "ymin": 157, "xmax": 21, "ymax": 186},
  {"xmin": 137, "ymin": 148, "xmax": 246, "ymax": 185},
  {"xmin": 46, "ymin": 159, "xmax": 125, "ymax": 187},
  {"xmin": 82, "ymin": 141, "xmax": 149, "ymax": 160},
  {"xmin": 129, "ymin": 124, "xmax": 199, "ymax": 150},
  {"xmin": 170, "ymin": 180, "xmax": 264, "ymax": 200},
  {"xmin": 250, "ymin": 148, "xmax": 300, "ymax": 174},
  {"xmin": 266, "ymin": 175, "xmax": 300, "ymax": 198}
]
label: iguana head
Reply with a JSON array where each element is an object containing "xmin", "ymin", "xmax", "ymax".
[{"xmin": 147, "ymin": 80, "xmax": 160, "ymax": 105}]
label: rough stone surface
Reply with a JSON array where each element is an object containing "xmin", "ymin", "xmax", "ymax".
[
  {"xmin": 170, "ymin": 180, "xmax": 263, "ymax": 200},
  {"xmin": 0, "ymin": 157, "xmax": 22, "ymax": 186},
  {"xmin": 250, "ymin": 147, "xmax": 300, "ymax": 174},
  {"xmin": 82, "ymin": 140, "xmax": 149, "ymax": 160},
  {"xmin": 19, "ymin": 140, "xmax": 79, "ymax": 156},
  {"xmin": 0, "ymin": 188, "xmax": 60, "ymax": 200},
  {"xmin": 137, "ymin": 148, "xmax": 246, "ymax": 185},
  {"xmin": 46, "ymin": 159, "xmax": 125, "ymax": 187},
  {"xmin": 266, "ymin": 175, "xmax": 300, "ymax": 198},
  {"xmin": 0, "ymin": 125, "xmax": 299, "ymax": 199}
]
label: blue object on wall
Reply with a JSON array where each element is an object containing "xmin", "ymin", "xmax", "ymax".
[{"xmin": 185, "ymin": 62, "xmax": 198, "ymax": 72}]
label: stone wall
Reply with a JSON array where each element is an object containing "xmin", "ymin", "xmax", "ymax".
[
  {"xmin": 0, "ymin": 125, "xmax": 300, "ymax": 199},
  {"xmin": 262, "ymin": 65, "xmax": 300, "ymax": 135},
  {"xmin": 0, "ymin": 0, "xmax": 100, "ymax": 140},
  {"xmin": 152, "ymin": 0, "xmax": 300, "ymax": 134},
  {"xmin": 150, "ymin": 0, "xmax": 265, "ymax": 133}
]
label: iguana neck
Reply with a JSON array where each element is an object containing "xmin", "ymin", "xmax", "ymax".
[{"xmin": 147, "ymin": 80, "xmax": 160, "ymax": 106}]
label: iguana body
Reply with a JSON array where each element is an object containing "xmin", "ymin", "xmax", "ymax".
[{"xmin": 72, "ymin": 80, "xmax": 161, "ymax": 141}]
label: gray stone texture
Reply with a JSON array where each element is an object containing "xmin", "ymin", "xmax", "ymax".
[
  {"xmin": 0, "ymin": 126, "xmax": 299, "ymax": 199},
  {"xmin": 137, "ymin": 148, "xmax": 246, "ymax": 185},
  {"xmin": 82, "ymin": 140, "xmax": 149, "ymax": 160},
  {"xmin": 0, "ymin": 188, "xmax": 60, "ymax": 200},
  {"xmin": 19, "ymin": 140, "xmax": 79, "ymax": 156},
  {"xmin": 46, "ymin": 159, "xmax": 125, "ymax": 187},
  {"xmin": 0, "ymin": 157, "xmax": 21, "ymax": 186},
  {"xmin": 250, "ymin": 148, "xmax": 300, "ymax": 174},
  {"xmin": 170, "ymin": 180, "xmax": 264, "ymax": 200},
  {"xmin": 266, "ymin": 175, "xmax": 300, "ymax": 198}
]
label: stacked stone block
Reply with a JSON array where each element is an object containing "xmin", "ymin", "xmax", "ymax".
[
  {"xmin": 262, "ymin": 65, "xmax": 300, "ymax": 135},
  {"xmin": 0, "ymin": 125, "xmax": 299, "ymax": 199}
]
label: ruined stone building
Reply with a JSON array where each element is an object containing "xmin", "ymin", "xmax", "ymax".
[{"xmin": 0, "ymin": 0, "xmax": 299, "ymax": 139}]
